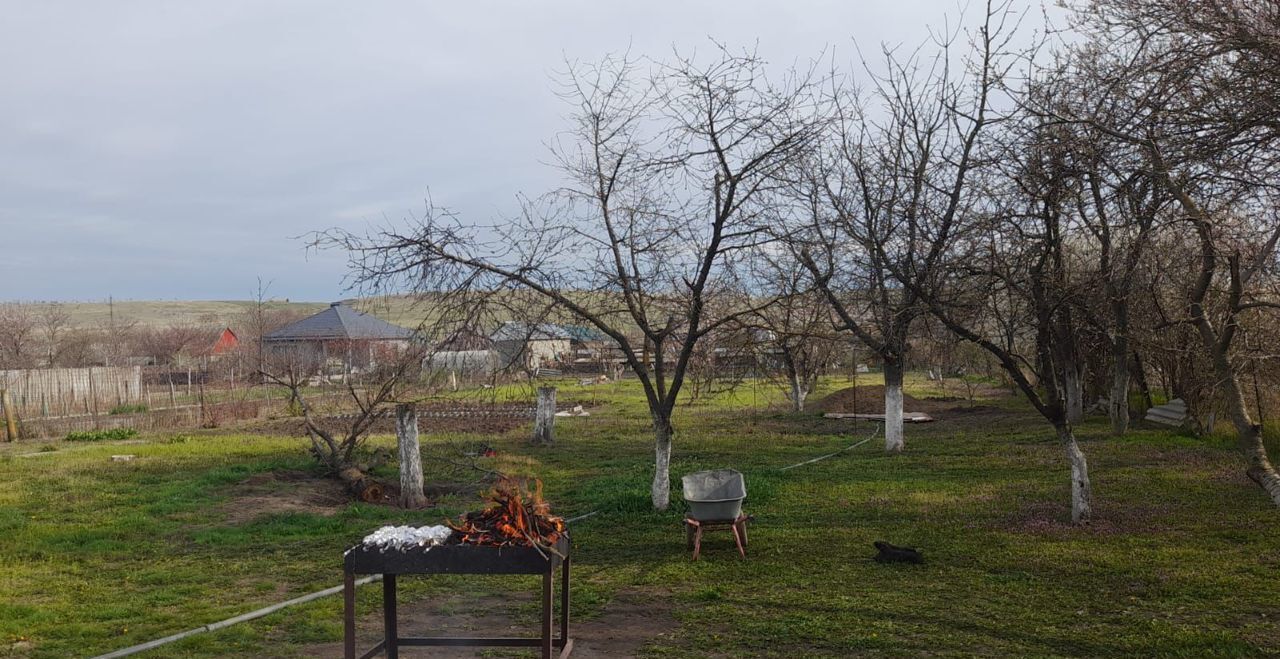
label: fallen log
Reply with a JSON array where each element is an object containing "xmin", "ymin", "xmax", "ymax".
[{"xmin": 338, "ymin": 466, "xmax": 384, "ymax": 503}]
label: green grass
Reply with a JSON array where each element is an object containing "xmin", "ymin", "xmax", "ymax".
[
  {"xmin": 64, "ymin": 427, "xmax": 139, "ymax": 442},
  {"xmin": 1, "ymin": 375, "xmax": 1278, "ymax": 657}
]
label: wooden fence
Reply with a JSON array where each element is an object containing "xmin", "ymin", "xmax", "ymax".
[
  {"xmin": 18, "ymin": 400, "xmax": 263, "ymax": 438},
  {"xmin": 0, "ymin": 366, "xmax": 143, "ymax": 418}
]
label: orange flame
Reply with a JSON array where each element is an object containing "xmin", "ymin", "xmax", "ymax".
[{"xmin": 447, "ymin": 477, "xmax": 565, "ymax": 549}]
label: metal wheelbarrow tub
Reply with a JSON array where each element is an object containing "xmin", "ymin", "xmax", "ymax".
[{"xmin": 682, "ymin": 469, "xmax": 746, "ymax": 521}]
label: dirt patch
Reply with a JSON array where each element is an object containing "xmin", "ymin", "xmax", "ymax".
[
  {"xmin": 814, "ymin": 385, "xmax": 930, "ymax": 414},
  {"xmin": 303, "ymin": 588, "xmax": 676, "ymax": 658},
  {"xmin": 942, "ymin": 404, "xmax": 1003, "ymax": 415},
  {"xmin": 218, "ymin": 470, "xmax": 494, "ymax": 522},
  {"xmin": 997, "ymin": 499, "xmax": 1178, "ymax": 536},
  {"xmin": 239, "ymin": 414, "xmax": 533, "ymax": 439},
  {"xmin": 233, "ymin": 400, "xmax": 596, "ymax": 438},
  {"xmin": 814, "ymin": 386, "xmax": 1014, "ymax": 422},
  {"xmin": 218, "ymin": 470, "xmax": 352, "ymax": 523}
]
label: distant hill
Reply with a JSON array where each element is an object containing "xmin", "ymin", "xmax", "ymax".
[
  {"xmin": 33, "ymin": 291, "xmax": 618, "ymax": 333},
  {"xmin": 39, "ymin": 297, "xmax": 435, "ymax": 330}
]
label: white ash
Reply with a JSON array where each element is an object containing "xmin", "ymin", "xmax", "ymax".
[{"xmin": 361, "ymin": 525, "xmax": 454, "ymax": 551}]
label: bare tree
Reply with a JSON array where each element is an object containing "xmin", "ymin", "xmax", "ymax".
[
  {"xmin": 1056, "ymin": 0, "xmax": 1280, "ymax": 504},
  {"xmin": 909, "ymin": 113, "xmax": 1101, "ymax": 523},
  {"xmin": 747, "ymin": 249, "xmax": 840, "ymax": 412},
  {"xmin": 0, "ymin": 303, "xmax": 37, "ymax": 369},
  {"xmin": 38, "ymin": 303, "xmax": 72, "ymax": 368},
  {"xmin": 317, "ymin": 48, "xmax": 827, "ymax": 510},
  {"xmin": 242, "ymin": 278, "xmax": 275, "ymax": 376},
  {"xmin": 260, "ymin": 340, "xmax": 427, "ymax": 502},
  {"xmin": 797, "ymin": 0, "xmax": 1019, "ymax": 452},
  {"xmin": 98, "ymin": 309, "xmax": 137, "ymax": 369},
  {"xmin": 134, "ymin": 323, "xmax": 219, "ymax": 367}
]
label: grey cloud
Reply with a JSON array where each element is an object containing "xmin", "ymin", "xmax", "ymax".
[{"xmin": 0, "ymin": 0, "xmax": 1034, "ymax": 301}]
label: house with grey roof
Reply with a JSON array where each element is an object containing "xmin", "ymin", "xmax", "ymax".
[{"xmin": 263, "ymin": 302, "xmax": 414, "ymax": 372}]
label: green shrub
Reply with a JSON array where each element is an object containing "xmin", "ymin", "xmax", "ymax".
[
  {"xmin": 65, "ymin": 428, "xmax": 139, "ymax": 442},
  {"xmin": 108, "ymin": 403, "xmax": 148, "ymax": 415}
]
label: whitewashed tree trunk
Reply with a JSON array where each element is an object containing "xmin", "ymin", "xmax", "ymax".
[
  {"xmin": 533, "ymin": 386, "xmax": 555, "ymax": 445},
  {"xmin": 1058, "ymin": 425, "xmax": 1092, "ymax": 523},
  {"xmin": 395, "ymin": 403, "xmax": 427, "ymax": 509},
  {"xmin": 789, "ymin": 372, "xmax": 808, "ymax": 412},
  {"xmin": 1217, "ymin": 365, "xmax": 1280, "ymax": 506},
  {"xmin": 651, "ymin": 416, "xmax": 673, "ymax": 510},
  {"xmin": 883, "ymin": 359, "xmax": 905, "ymax": 454}
]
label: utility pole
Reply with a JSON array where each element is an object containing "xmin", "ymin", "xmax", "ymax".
[{"xmin": 107, "ymin": 295, "xmax": 115, "ymax": 367}]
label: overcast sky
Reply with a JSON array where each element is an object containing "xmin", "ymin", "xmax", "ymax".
[{"xmin": 1, "ymin": 0, "xmax": 1050, "ymax": 303}]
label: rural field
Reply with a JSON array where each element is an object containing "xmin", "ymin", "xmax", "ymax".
[{"xmin": 2, "ymin": 375, "xmax": 1277, "ymax": 658}]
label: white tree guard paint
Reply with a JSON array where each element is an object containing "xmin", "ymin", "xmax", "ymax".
[
  {"xmin": 533, "ymin": 386, "xmax": 556, "ymax": 445},
  {"xmin": 651, "ymin": 421, "xmax": 673, "ymax": 510},
  {"xmin": 396, "ymin": 403, "xmax": 427, "ymax": 509},
  {"xmin": 884, "ymin": 383, "xmax": 904, "ymax": 454}
]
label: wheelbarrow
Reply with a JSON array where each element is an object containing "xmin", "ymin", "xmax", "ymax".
[{"xmin": 681, "ymin": 469, "xmax": 749, "ymax": 560}]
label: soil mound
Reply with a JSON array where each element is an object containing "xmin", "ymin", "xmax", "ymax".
[{"xmin": 814, "ymin": 385, "xmax": 927, "ymax": 414}]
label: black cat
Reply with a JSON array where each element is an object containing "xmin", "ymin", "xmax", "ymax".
[{"xmin": 873, "ymin": 540, "xmax": 923, "ymax": 564}]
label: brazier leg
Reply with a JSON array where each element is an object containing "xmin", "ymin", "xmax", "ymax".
[
  {"xmin": 542, "ymin": 570, "xmax": 554, "ymax": 658},
  {"xmin": 560, "ymin": 559, "xmax": 570, "ymax": 644},
  {"xmin": 343, "ymin": 572, "xmax": 356, "ymax": 659},
  {"xmin": 383, "ymin": 574, "xmax": 398, "ymax": 659}
]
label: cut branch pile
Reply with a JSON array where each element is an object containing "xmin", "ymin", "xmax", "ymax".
[{"xmin": 447, "ymin": 477, "xmax": 565, "ymax": 553}]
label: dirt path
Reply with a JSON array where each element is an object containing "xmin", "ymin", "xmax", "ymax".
[{"xmin": 303, "ymin": 588, "xmax": 675, "ymax": 657}]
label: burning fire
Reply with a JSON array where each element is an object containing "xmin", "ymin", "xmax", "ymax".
[{"xmin": 447, "ymin": 477, "xmax": 566, "ymax": 551}]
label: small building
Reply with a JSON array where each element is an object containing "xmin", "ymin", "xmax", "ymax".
[
  {"xmin": 428, "ymin": 327, "xmax": 497, "ymax": 375},
  {"xmin": 490, "ymin": 321, "xmax": 608, "ymax": 373},
  {"xmin": 210, "ymin": 328, "xmax": 239, "ymax": 356},
  {"xmin": 263, "ymin": 302, "xmax": 414, "ymax": 372}
]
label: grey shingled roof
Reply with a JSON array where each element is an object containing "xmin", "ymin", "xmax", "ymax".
[{"xmin": 264, "ymin": 302, "xmax": 414, "ymax": 342}]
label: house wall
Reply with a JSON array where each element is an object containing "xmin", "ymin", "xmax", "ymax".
[
  {"xmin": 428, "ymin": 350, "xmax": 496, "ymax": 375},
  {"xmin": 263, "ymin": 338, "xmax": 408, "ymax": 373},
  {"xmin": 494, "ymin": 338, "xmax": 570, "ymax": 371}
]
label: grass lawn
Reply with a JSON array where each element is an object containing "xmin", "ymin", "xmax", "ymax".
[{"xmin": 1, "ymin": 375, "xmax": 1278, "ymax": 657}]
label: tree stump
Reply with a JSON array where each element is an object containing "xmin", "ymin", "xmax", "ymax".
[
  {"xmin": 396, "ymin": 403, "xmax": 427, "ymax": 508},
  {"xmin": 533, "ymin": 386, "xmax": 556, "ymax": 445}
]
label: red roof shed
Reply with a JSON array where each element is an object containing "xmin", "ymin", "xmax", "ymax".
[{"xmin": 211, "ymin": 328, "xmax": 239, "ymax": 355}]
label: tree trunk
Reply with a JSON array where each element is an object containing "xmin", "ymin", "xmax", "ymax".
[
  {"xmin": 1243, "ymin": 425, "xmax": 1280, "ymax": 505},
  {"xmin": 338, "ymin": 466, "xmax": 384, "ymax": 503},
  {"xmin": 883, "ymin": 357, "xmax": 905, "ymax": 454},
  {"xmin": 1064, "ymin": 364, "xmax": 1084, "ymax": 424},
  {"xmin": 1216, "ymin": 363, "xmax": 1280, "ymax": 506},
  {"xmin": 1057, "ymin": 425, "xmax": 1092, "ymax": 523},
  {"xmin": 651, "ymin": 415, "xmax": 673, "ymax": 510},
  {"xmin": 533, "ymin": 386, "xmax": 556, "ymax": 445},
  {"xmin": 1133, "ymin": 350, "xmax": 1154, "ymax": 410},
  {"xmin": 1108, "ymin": 335, "xmax": 1130, "ymax": 435},
  {"xmin": 789, "ymin": 371, "xmax": 807, "ymax": 413},
  {"xmin": 396, "ymin": 403, "xmax": 428, "ymax": 509}
]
